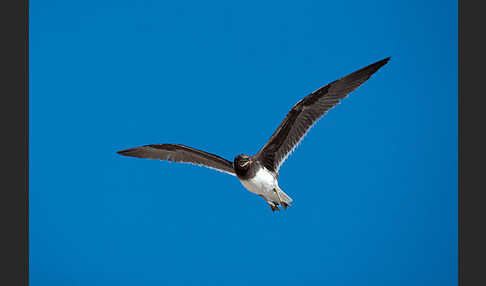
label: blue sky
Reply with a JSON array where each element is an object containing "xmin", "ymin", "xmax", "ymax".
[{"xmin": 30, "ymin": 0, "xmax": 457, "ymax": 285}]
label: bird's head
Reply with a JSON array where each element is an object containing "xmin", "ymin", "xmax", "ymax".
[{"xmin": 234, "ymin": 154, "xmax": 251, "ymax": 171}]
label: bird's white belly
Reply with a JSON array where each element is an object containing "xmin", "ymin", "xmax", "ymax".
[{"xmin": 240, "ymin": 168, "xmax": 277, "ymax": 196}]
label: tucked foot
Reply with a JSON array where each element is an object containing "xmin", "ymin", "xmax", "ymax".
[
  {"xmin": 268, "ymin": 202, "xmax": 280, "ymax": 212},
  {"xmin": 281, "ymin": 201, "xmax": 291, "ymax": 210}
]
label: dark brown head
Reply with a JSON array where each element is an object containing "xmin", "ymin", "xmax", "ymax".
[{"xmin": 234, "ymin": 154, "xmax": 252, "ymax": 177}]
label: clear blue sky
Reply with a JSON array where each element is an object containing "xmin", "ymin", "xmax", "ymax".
[{"xmin": 30, "ymin": 0, "xmax": 457, "ymax": 285}]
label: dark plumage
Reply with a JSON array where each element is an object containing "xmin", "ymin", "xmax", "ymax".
[
  {"xmin": 117, "ymin": 57, "xmax": 390, "ymax": 211},
  {"xmin": 234, "ymin": 154, "xmax": 262, "ymax": 180},
  {"xmin": 117, "ymin": 144, "xmax": 235, "ymax": 175},
  {"xmin": 256, "ymin": 57, "xmax": 390, "ymax": 174}
]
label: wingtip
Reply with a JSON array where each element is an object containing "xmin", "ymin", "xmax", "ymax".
[
  {"xmin": 117, "ymin": 148, "xmax": 134, "ymax": 156},
  {"xmin": 117, "ymin": 145, "xmax": 154, "ymax": 157},
  {"xmin": 379, "ymin": 56, "xmax": 391, "ymax": 66},
  {"xmin": 375, "ymin": 56, "xmax": 391, "ymax": 67},
  {"xmin": 362, "ymin": 56, "xmax": 391, "ymax": 75}
]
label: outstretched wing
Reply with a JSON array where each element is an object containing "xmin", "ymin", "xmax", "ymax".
[
  {"xmin": 256, "ymin": 57, "xmax": 390, "ymax": 173},
  {"xmin": 117, "ymin": 144, "xmax": 235, "ymax": 176}
]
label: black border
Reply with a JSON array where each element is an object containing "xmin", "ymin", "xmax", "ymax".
[
  {"xmin": 459, "ymin": 1, "xmax": 486, "ymax": 286},
  {"xmin": 1, "ymin": 0, "xmax": 28, "ymax": 285}
]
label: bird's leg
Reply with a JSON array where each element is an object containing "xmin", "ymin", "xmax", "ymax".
[
  {"xmin": 273, "ymin": 188, "xmax": 291, "ymax": 211},
  {"xmin": 269, "ymin": 202, "xmax": 280, "ymax": 212},
  {"xmin": 260, "ymin": 194, "xmax": 280, "ymax": 212},
  {"xmin": 281, "ymin": 202, "xmax": 289, "ymax": 210},
  {"xmin": 260, "ymin": 196, "xmax": 278, "ymax": 212}
]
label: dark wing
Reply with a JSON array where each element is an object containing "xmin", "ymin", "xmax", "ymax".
[
  {"xmin": 117, "ymin": 144, "xmax": 235, "ymax": 176},
  {"xmin": 256, "ymin": 57, "xmax": 390, "ymax": 173}
]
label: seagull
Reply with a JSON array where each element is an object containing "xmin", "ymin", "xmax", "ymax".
[{"xmin": 117, "ymin": 57, "xmax": 390, "ymax": 212}]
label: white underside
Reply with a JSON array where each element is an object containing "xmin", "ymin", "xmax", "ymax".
[{"xmin": 239, "ymin": 167, "xmax": 282, "ymax": 202}]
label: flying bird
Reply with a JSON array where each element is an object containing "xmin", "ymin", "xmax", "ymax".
[{"xmin": 117, "ymin": 57, "xmax": 390, "ymax": 212}]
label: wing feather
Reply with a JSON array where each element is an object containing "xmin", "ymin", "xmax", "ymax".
[
  {"xmin": 256, "ymin": 57, "xmax": 390, "ymax": 173},
  {"xmin": 117, "ymin": 144, "xmax": 235, "ymax": 176}
]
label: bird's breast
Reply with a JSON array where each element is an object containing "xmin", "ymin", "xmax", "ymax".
[{"xmin": 239, "ymin": 167, "xmax": 277, "ymax": 196}]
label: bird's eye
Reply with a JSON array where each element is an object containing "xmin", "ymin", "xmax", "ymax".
[{"xmin": 240, "ymin": 159, "xmax": 250, "ymax": 167}]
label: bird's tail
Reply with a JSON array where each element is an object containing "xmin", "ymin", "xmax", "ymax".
[{"xmin": 276, "ymin": 185, "xmax": 293, "ymax": 205}]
